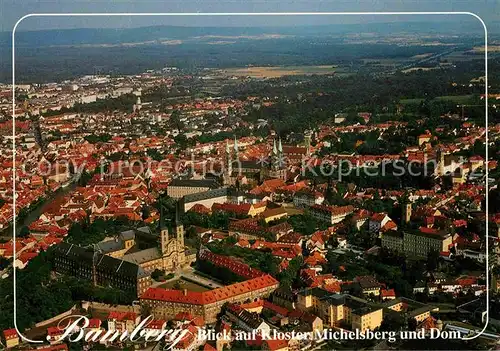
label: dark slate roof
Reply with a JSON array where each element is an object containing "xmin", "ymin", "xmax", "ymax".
[
  {"xmin": 288, "ymin": 132, "xmax": 305, "ymax": 144},
  {"xmin": 122, "ymin": 247, "xmax": 162, "ymax": 265},
  {"xmin": 325, "ymin": 294, "xmax": 347, "ymax": 306},
  {"xmin": 54, "ymin": 242, "xmax": 145, "ymax": 279},
  {"xmin": 344, "ymin": 296, "xmax": 379, "ymax": 315},
  {"xmin": 169, "ymin": 178, "xmax": 220, "ymax": 189},
  {"xmin": 183, "ymin": 187, "xmax": 229, "ymax": 204},
  {"xmin": 53, "ymin": 242, "xmax": 94, "ymax": 262},
  {"xmin": 120, "ymin": 230, "xmax": 136, "ymax": 241},
  {"xmin": 300, "ymin": 287, "xmax": 331, "ymax": 299},
  {"xmin": 97, "ymin": 239, "xmax": 123, "ymax": 253},
  {"xmin": 137, "ymin": 226, "xmax": 152, "ymax": 235}
]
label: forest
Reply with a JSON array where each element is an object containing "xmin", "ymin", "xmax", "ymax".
[
  {"xmin": 1, "ymin": 30, "xmax": 486, "ymax": 83},
  {"xmin": 0, "ymin": 248, "xmax": 135, "ymax": 333}
]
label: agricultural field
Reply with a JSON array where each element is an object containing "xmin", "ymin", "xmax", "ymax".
[
  {"xmin": 472, "ymin": 45, "xmax": 500, "ymax": 53},
  {"xmin": 219, "ymin": 65, "xmax": 338, "ymax": 78}
]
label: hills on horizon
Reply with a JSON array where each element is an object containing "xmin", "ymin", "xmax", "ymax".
[{"xmin": 1, "ymin": 20, "xmax": 493, "ymax": 49}]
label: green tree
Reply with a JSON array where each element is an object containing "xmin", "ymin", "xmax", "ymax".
[
  {"xmin": 380, "ymin": 313, "xmax": 404, "ymax": 332},
  {"xmin": 426, "ymin": 249, "xmax": 440, "ymax": 272},
  {"xmin": 169, "ymin": 110, "xmax": 184, "ymax": 131},
  {"xmin": 141, "ymin": 206, "xmax": 151, "ymax": 221},
  {"xmin": 19, "ymin": 226, "xmax": 30, "ymax": 238},
  {"xmin": 0, "ymin": 256, "xmax": 9, "ymax": 270}
]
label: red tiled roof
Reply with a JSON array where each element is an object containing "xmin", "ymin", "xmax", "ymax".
[
  {"xmin": 144, "ymin": 319, "xmax": 166, "ymax": 330},
  {"xmin": 456, "ymin": 277, "xmax": 477, "ymax": 286},
  {"xmin": 264, "ymin": 339, "xmax": 289, "ymax": 351},
  {"xmin": 175, "ymin": 312, "xmax": 193, "ymax": 321},
  {"xmin": 263, "ymin": 300, "xmax": 289, "ymax": 317},
  {"xmin": 323, "ymin": 281, "xmax": 342, "ymax": 293},
  {"xmin": 381, "ymin": 289, "xmax": 396, "ymax": 298},
  {"xmin": 240, "ymin": 299, "xmax": 264, "ymax": 310},
  {"xmin": 3, "ymin": 328, "xmax": 17, "ymax": 339},
  {"xmin": 212, "ymin": 203, "xmax": 251, "ymax": 215},
  {"xmin": 268, "ymin": 222, "xmax": 293, "ymax": 233},
  {"xmin": 277, "ymin": 232, "xmax": 302, "ymax": 244},
  {"xmin": 371, "ymin": 212, "xmax": 388, "ymax": 222},
  {"xmin": 199, "ymin": 249, "xmax": 264, "ymax": 280},
  {"xmin": 17, "ymin": 252, "xmax": 38, "ymax": 264},
  {"xmin": 272, "ymin": 249, "xmax": 296, "ymax": 260},
  {"xmin": 418, "ymin": 316, "xmax": 438, "ymax": 331},
  {"xmin": 189, "ymin": 203, "xmax": 211, "ymax": 214},
  {"xmin": 141, "ymin": 274, "xmax": 278, "ymax": 305},
  {"xmin": 419, "ymin": 227, "xmax": 442, "ymax": 235},
  {"xmin": 453, "ymin": 219, "xmax": 467, "ymax": 227},
  {"xmin": 47, "ymin": 326, "xmax": 63, "ymax": 336},
  {"xmin": 88, "ymin": 318, "xmax": 101, "ymax": 329},
  {"xmin": 191, "ymin": 316, "xmax": 205, "ymax": 326},
  {"xmin": 381, "ymin": 220, "xmax": 397, "ymax": 231},
  {"xmin": 204, "ymin": 343, "xmax": 217, "ymax": 351},
  {"xmin": 236, "ymin": 238, "xmax": 250, "ymax": 247},
  {"xmin": 35, "ymin": 345, "xmax": 68, "ymax": 351},
  {"xmin": 107, "ymin": 311, "xmax": 137, "ymax": 321}
]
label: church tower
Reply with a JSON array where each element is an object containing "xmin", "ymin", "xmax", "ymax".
[
  {"xmin": 133, "ymin": 96, "xmax": 142, "ymax": 112},
  {"xmin": 265, "ymin": 137, "xmax": 287, "ymax": 181},
  {"xmin": 174, "ymin": 202, "xmax": 184, "ymax": 249},
  {"xmin": 402, "ymin": 202, "xmax": 412, "ymax": 224},
  {"xmin": 223, "ymin": 140, "xmax": 232, "ymax": 185},
  {"xmin": 160, "ymin": 201, "xmax": 185, "ymax": 270},
  {"xmin": 304, "ymin": 130, "xmax": 312, "ymax": 157},
  {"xmin": 233, "ymin": 135, "xmax": 239, "ymax": 160},
  {"xmin": 159, "ymin": 202, "xmax": 170, "ymax": 255},
  {"xmin": 160, "ymin": 228, "xmax": 169, "ymax": 255},
  {"xmin": 437, "ymin": 147, "xmax": 445, "ymax": 176},
  {"xmin": 278, "ymin": 137, "xmax": 283, "ymax": 161},
  {"xmin": 271, "ymin": 139, "xmax": 278, "ymax": 169}
]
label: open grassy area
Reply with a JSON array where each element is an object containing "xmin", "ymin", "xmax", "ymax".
[
  {"xmin": 399, "ymin": 98, "xmax": 425, "ymax": 104},
  {"xmin": 159, "ymin": 278, "xmax": 211, "ymax": 292},
  {"xmin": 434, "ymin": 95, "xmax": 474, "ymax": 103},
  {"xmin": 400, "ymin": 95, "xmax": 474, "ymax": 105},
  {"xmin": 220, "ymin": 65, "xmax": 338, "ymax": 78}
]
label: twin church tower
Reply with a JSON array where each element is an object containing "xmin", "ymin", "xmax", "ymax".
[{"xmin": 223, "ymin": 136, "xmax": 287, "ymax": 185}]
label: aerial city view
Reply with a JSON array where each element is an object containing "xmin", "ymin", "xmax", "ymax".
[{"xmin": 0, "ymin": 7, "xmax": 499, "ymax": 351}]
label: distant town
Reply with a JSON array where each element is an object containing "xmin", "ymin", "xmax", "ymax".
[{"xmin": 0, "ymin": 25, "xmax": 499, "ymax": 351}]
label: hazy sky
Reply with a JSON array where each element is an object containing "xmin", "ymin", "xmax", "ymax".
[{"xmin": 1, "ymin": 0, "xmax": 498, "ymax": 32}]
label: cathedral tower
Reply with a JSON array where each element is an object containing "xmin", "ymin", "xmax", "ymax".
[
  {"xmin": 174, "ymin": 202, "xmax": 184, "ymax": 249},
  {"xmin": 223, "ymin": 140, "xmax": 232, "ymax": 185},
  {"xmin": 159, "ymin": 201, "xmax": 185, "ymax": 270},
  {"xmin": 436, "ymin": 147, "xmax": 445, "ymax": 176},
  {"xmin": 304, "ymin": 130, "xmax": 312, "ymax": 157},
  {"xmin": 233, "ymin": 135, "xmax": 239, "ymax": 160},
  {"xmin": 402, "ymin": 202, "xmax": 412, "ymax": 224},
  {"xmin": 264, "ymin": 137, "xmax": 287, "ymax": 181}
]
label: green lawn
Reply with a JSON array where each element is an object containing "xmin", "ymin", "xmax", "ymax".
[
  {"xmin": 399, "ymin": 98, "xmax": 424, "ymax": 104},
  {"xmin": 434, "ymin": 95, "xmax": 474, "ymax": 103},
  {"xmin": 400, "ymin": 95, "xmax": 474, "ymax": 105}
]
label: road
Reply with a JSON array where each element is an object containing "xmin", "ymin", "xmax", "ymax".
[{"xmin": 0, "ymin": 182, "xmax": 77, "ymax": 240}]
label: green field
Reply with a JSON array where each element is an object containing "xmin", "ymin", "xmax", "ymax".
[
  {"xmin": 399, "ymin": 98, "xmax": 424, "ymax": 104},
  {"xmin": 400, "ymin": 95, "xmax": 474, "ymax": 105},
  {"xmin": 159, "ymin": 278, "xmax": 211, "ymax": 292},
  {"xmin": 220, "ymin": 65, "xmax": 339, "ymax": 78},
  {"xmin": 434, "ymin": 95, "xmax": 474, "ymax": 103}
]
